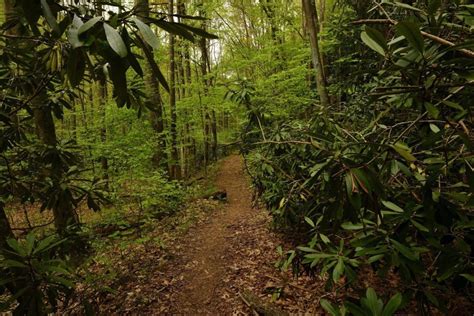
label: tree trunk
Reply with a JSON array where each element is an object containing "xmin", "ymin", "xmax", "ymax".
[
  {"xmin": 199, "ymin": 4, "xmax": 217, "ymax": 161},
  {"xmin": 0, "ymin": 202, "xmax": 13, "ymax": 248},
  {"xmin": 3, "ymin": 0, "xmax": 78, "ymax": 235},
  {"xmin": 302, "ymin": 0, "xmax": 330, "ymax": 109},
  {"xmin": 97, "ymin": 76, "xmax": 109, "ymax": 188},
  {"xmin": 33, "ymin": 99, "xmax": 79, "ymax": 233},
  {"xmin": 135, "ymin": 0, "xmax": 167, "ymax": 168},
  {"xmin": 30, "ymin": 40, "xmax": 79, "ymax": 234},
  {"xmin": 260, "ymin": 0, "xmax": 282, "ymax": 63},
  {"xmin": 169, "ymin": 0, "xmax": 181, "ymax": 179},
  {"xmin": 211, "ymin": 110, "xmax": 218, "ymax": 159},
  {"xmin": 71, "ymin": 101, "xmax": 77, "ymax": 143}
]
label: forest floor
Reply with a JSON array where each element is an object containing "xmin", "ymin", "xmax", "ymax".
[
  {"xmin": 79, "ymin": 154, "xmax": 325, "ymax": 315},
  {"xmin": 150, "ymin": 154, "xmax": 320, "ymax": 315}
]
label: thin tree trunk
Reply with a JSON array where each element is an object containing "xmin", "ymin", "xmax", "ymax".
[
  {"xmin": 169, "ymin": 0, "xmax": 181, "ymax": 179},
  {"xmin": 302, "ymin": 0, "xmax": 330, "ymax": 108},
  {"xmin": 97, "ymin": 76, "xmax": 109, "ymax": 188},
  {"xmin": 95, "ymin": 1, "xmax": 109, "ymax": 188},
  {"xmin": 135, "ymin": 0, "xmax": 167, "ymax": 168},
  {"xmin": 33, "ymin": 97, "xmax": 79, "ymax": 233},
  {"xmin": 211, "ymin": 110, "xmax": 218, "ymax": 159},
  {"xmin": 0, "ymin": 202, "xmax": 12, "ymax": 248},
  {"xmin": 199, "ymin": 4, "xmax": 217, "ymax": 161},
  {"xmin": 71, "ymin": 101, "xmax": 77, "ymax": 143}
]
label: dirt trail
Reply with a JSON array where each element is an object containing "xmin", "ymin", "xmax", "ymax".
[
  {"xmin": 149, "ymin": 154, "xmax": 321, "ymax": 315},
  {"xmin": 166, "ymin": 154, "xmax": 256, "ymax": 313}
]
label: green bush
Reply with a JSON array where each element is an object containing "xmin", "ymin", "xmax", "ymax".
[
  {"xmin": 245, "ymin": 1, "xmax": 474, "ymax": 312},
  {"xmin": 0, "ymin": 232, "xmax": 75, "ymax": 314}
]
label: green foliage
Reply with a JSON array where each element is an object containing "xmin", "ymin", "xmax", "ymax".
[
  {"xmin": 320, "ymin": 288, "xmax": 403, "ymax": 316},
  {"xmin": 0, "ymin": 232, "xmax": 75, "ymax": 314},
  {"xmin": 240, "ymin": 0, "xmax": 474, "ymax": 312},
  {"xmin": 118, "ymin": 170, "xmax": 185, "ymax": 218}
]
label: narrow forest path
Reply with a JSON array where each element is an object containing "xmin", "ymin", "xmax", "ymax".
[
  {"xmin": 139, "ymin": 154, "xmax": 322, "ymax": 315},
  {"xmin": 175, "ymin": 155, "xmax": 256, "ymax": 313},
  {"xmin": 156, "ymin": 154, "xmax": 270, "ymax": 314},
  {"xmin": 86, "ymin": 154, "xmax": 322, "ymax": 315}
]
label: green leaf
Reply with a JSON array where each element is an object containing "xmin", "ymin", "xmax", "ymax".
[
  {"xmin": 49, "ymin": 275, "xmax": 74, "ymax": 288},
  {"xmin": 103, "ymin": 23, "xmax": 128, "ymax": 58},
  {"xmin": 345, "ymin": 302, "xmax": 366, "ymax": 316},
  {"xmin": 391, "ymin": 1, "xmax": 423, "ymax": 12},
  {"xmin": 410, "ymin": 219, "xmax": 429, "ymax": 232},
  {"xmin": 381, "ymin": 200, "xmax": 404, "ymax": 213},
  {"xmin": 396, "ymin": 21, "xmax": 424, "ymax": 53},
  {"xmin": 460, "ymin": 274, "xmax": 474, "ymax": 282},
  {"xmin": 332, "ymin": 257, "xmax": 345, "ymax": 281},
  {"xmin": 391, "ymin": 239, "xmax": 418, "ymax": 261},
  {"xmin": 127, "ymin": 52, "xmax": 144, "ymax": 77},
  {"xmin": 341, "ymin": 222, "xmax": 364, "ymax": 230},
  {"xmin": 305, "ymin": 253, "xmax": 334, "ymax": 259},
  {"xmin": 319, "ymin": 233, "xmax": 330, "ymax": 244},
  {"xmin": 368, "ymin": 254, "xmax": 385, "ymax": 263},
  {"xmin": 33, "ymin": 235, "xmax": 64, "ymax": 255},
  {"xmin": 132, "ymin": 17, "xmax": 160, "ymax": 50},
  {"xmin": 67, "ymin": 49, "xmax": 86, "ymax": 87},
  {"xmin": 424, "ymin": 103, "xmax": 439, "ymax": 119},
  {"xmin": 178, "ymin": 23, "xmax": 219, "ymax": 39},
  {"xmin": 320, "ymin": 299, "xmax": 341, "ymax": 316},
  {"xmin": 363, "ymin": 288, "xmax": 383, "ymax": 316},
  {"xmin": 40, "ymin": 0, "xmax": 60, "ymax": 35},
  {"xmin": 423, "ymin": 290, "xmax": 440, "ymax": 307},
  {"xmin": 297, "ymin": 246, "xmax": 317, "ymax": 253},
  {"xmin": 78, "ymin": 16, "xmax": 102, "ymax": 35},
  {"xmin": 38, "ymin": 264, "xmax": 71, "ymax": 276},
  {"xmin": 391, "ymin": 142, "xmax": 416, "ymax": 162},
  {"xmin": 352, "ymin": 168, "xmax": 372, "ymax": 194},
  {"xmin": 429, "ymin": 124, "xmax": 440, "ymax": 133},
  {"xmin": 2, "ymin": 259, "xmax": 28, "ymax": 269},
  {"xmin": 304, "ymin": 216, "xmax": 315, "ymax": 228},
  {"xmin": 361, "ymin": 27, "xmax": 387, "ymax": 56},
  {"xmin": 25, "ymin": 233, "xmax": 35, "ymax": 256},
  {"xmin": 151, "ymin": 19, "xmax": 195, "ymax": 42},
  {"xmin": 6, "ymin": 239, "xmax": 27, "ymax": 257},
  {"xmin": 382, "ymin": 293, "xmax": 402, "ymax": 316}
]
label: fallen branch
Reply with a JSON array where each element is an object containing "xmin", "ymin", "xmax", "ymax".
[{"xmin": 11, "ymin": 220, "xmax": 55, "ymax": 232}]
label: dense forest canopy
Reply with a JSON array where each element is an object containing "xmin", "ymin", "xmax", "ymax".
[{"xmin": 0, "ymin": 0, "xmax": 473, "ymax": 314}]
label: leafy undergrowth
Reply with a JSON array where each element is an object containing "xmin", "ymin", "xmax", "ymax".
[{"xmin": 64, "ymin": 198, "xmax": 221, "ymax": 314}]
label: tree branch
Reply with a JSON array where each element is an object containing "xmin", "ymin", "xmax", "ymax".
[{"xmin": 352, "ymin": 19, "xmax": 474, "ymax": 59}]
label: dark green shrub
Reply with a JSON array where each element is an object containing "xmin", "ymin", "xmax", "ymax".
[
  {"xmin": 245, "ymin": 1, "xmax": 474, "ymax": 312},
  {"xmin": 0, "ymin": 232, "xmax": 75, "ymax": 315}
]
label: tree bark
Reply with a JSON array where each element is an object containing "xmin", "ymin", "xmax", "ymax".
[
  {"xmin": 169, "ymin": 0, "xmax": 181, "ymax": 179},
  {"xmin": 302, "ymin": 0, "xmax": 330, "ymax": 108},
  {"xmin": 199, "ymin": 4, "xmax": 217, "ymax": 161},
  {"xmin": 135, "ymin": 0, "xmax": 167, "ymax": 168},
  {"xmin": 97, "ymin": 75, "xmax": 109, "ymax": 188},
  {"xmin": 0, "ymin": 202, "xmax": 13, "ymax": 248}
]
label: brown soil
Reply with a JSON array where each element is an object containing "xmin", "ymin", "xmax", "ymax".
[
  {"xmin": 166, "ymin": 154, "xmax": 254, "ymax": 313},
  {"xmin": 149, "ymin": 154, "xmax": 323, "ymax": 314}
]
